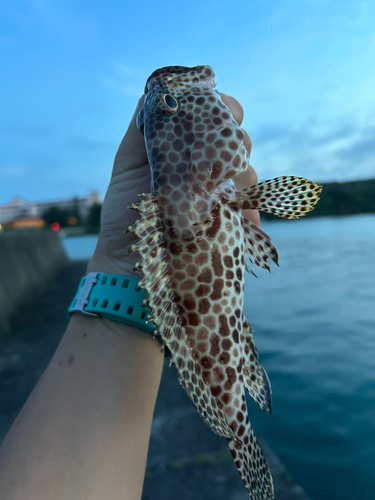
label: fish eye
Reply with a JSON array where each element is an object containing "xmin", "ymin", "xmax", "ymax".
[{"xmin": 163, "ymin": 94, "xmax": 179, "ymax": 110}]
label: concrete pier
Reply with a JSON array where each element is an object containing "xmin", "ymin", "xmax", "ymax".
[{"xmin": 0, "ymin": 229, "xmax": 68, "ymax": 336}]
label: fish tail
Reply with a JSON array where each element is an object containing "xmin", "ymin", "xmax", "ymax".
[
  {"xmin": 234, "ymin": 176, "xmax": 322, "ymax": 219},
  {"xmin": 227, "ymin": 429, "xmax": 274, "ymax": 500}
]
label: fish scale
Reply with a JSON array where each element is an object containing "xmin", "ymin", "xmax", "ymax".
[{"xmin": 130, "ymin": 65, "xmax": 322, "ymax": 499}]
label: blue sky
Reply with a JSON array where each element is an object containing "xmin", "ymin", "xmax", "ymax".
[{"xmin": 1, "ymin": 0, "xmax": 374, "ymax": 203}]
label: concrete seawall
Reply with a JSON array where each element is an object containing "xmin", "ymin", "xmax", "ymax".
[{"xmin": 0, "ymin": 229, "xmax": 69, "ymax": 335}]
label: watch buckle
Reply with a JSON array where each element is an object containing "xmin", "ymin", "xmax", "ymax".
[{"xmin": 73, "ymin": 272, "xmax": 101, "ymax": 317}]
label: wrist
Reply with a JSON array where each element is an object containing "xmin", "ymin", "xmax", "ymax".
[{"xmin": 87, "ymin": 248, "xmax": 141, "ymax": 278}]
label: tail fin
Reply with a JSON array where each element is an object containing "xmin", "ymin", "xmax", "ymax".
[
  {"xmin": 233, "ymin": 176, "xmax": 322, "ymax": 219},
  {"xmin": 227, "ymin": 418, "xmax": 274, "ymax": 499}
]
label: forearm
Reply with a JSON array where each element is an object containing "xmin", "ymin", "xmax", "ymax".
[{"xmin": 0, "ymin": 311, "xmax": 164, "ymax": 500}]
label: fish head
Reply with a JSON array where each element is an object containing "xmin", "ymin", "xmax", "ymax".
[
  {"xmin": 144, "ymin": 64, "xmax": 216, "ymax": 97},
  {"xmin": 136, "ymin": 65, "xmax": 217, "ymax": 148},
  {"xmin": 136, "ymin": 65, "xmax": 247, "ymax": 199}
]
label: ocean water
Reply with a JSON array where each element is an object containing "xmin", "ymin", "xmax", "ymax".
[
  {"xmin": 245, "ymin": 214, "xmax": 375, "ymax": 500},
  {"xmin": 62, "ymin": 214, "xmax": 375, "ymax": 500},
  {"xmin": 61, "ymin": 233, "xmax": 99, "ymax": 260}
]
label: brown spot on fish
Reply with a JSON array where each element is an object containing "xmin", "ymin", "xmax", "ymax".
[
  {"xmin": 219, "ymin": 351, "xmax": 230, "ymax": 364},
  {"xmin": 188, "ymin": 312, "xmax": 200, "ymax": 326},
  {"xmin": 211, "ymin": 385, "xmax": 222, "ymax": 397},
  {"xmin": 195, "ymin": 252, "xmax": 209, "ymax": 266},
  {"xmin": 203, "ymin": 315, "xmax": 216, "ymax": 328},
  {"xmin": 183, "ymin": 295, "xmax": 196, "ymax": 310},
  {"xmin": 213, "ymin": 303, "xmax": 222, "ymax": 313},
  {"xmin": 187, "ymin": 243, "xmax": 198, "ymax": 253},
  {"xmin": 201, "ymin": 356, "xmax": 214, "ymax": 369},
  {"xmin": 206, "ymin": 213, "xmax": 221, "ymax": 239},
  {"xmin": 211, "ymin": 248, "xmax": 224, "ymax": 277},
  {"xmin": 225, "ymin": 367, "xmax": 237, "ymax": 389},
  {"xmin": 199, "ymin": 267, "xmax": 213, "ymax": 283},
  {"xmin": 225, "ymin": 406, "xmax": 235, "ymax": 418},
  {"xmin": 221, "ymin": 338, "xmax": 233, "ymax": 350},
  {"xmin": 226, "ymin": 270, "xmax": 234, "ymax": 280},
  {"xmin": 196, "ymin": 284, "xmax": 210, "ymax": 297},
  {"xmin": 198, "ymin": 298, "xmax": 210, "ymax": 314},
  {"xmin": 187, "ymin": 265, "xmax": 198, "ymax": 277},
  {"xmin": 197, "ymin": 342, "xmax": 207, "ymax": 353},
  {"xmin": 210, "ymin": 279, "xmax": 224, "ymax": 300},
  {"xmin": 224, "ymin": 255, "xmax": 233, "ymax": 268},
  {"xmin": 179, "ymin": 278, "xmax": 195, "ymax": 291},
  {"xmin": 198, "ymin": 327, "xmax": 209, "ymax": 340},
  {"xmin": 222, "ymin": 392, "xmax": 232, "ymax": 404},
  {"xmin": 219, "ymin": 314, "xmax": 230, "ymax": 337},
  {"xmin": 237, "ymin": 425, "xmax": 246, "ymax": 437},
  {"xmin": 210, "ymin": 334, "xmax": 220, "ymax": 356}
]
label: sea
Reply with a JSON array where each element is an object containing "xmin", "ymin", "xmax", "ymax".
[{"xmin": 62, "ymin": 214, "xmax": 375, "ymax": 500}]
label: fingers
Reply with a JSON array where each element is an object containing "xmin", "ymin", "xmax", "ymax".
[
  {"xmin": 112, "ymin": 96, "xmax": 148, "ymax": 177},
  {"xmin": 235, "ymin": 162, "xmax": 260, "ymax": 226},
  {"xmin": 220, "ymin": 93, "xmax": 244, "ymax": 126},
  {"xmin": 220, "ymin": 95, "xmax": 260, "ymax": 227}
]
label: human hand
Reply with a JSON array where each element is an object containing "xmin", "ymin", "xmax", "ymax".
[{"xmin": 87, "ymin": 94, "xmax": 259, "ymax": 277}]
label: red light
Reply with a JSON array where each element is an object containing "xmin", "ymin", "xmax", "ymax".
[{"xmin": 51, "ymin": 222, "xmax": 60, "ymax": 231}]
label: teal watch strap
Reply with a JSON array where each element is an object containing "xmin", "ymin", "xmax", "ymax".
[{"xmin": 68, "ymin": 272, "xmax": 156, "ymax": 335}]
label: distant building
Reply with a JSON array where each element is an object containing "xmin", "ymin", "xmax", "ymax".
[{"xmin": 0, "ymin": 192, "xmax": 101, "ymax": 225}]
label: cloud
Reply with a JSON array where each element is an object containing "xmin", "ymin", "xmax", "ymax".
[
  {"xmin": 253, "ymin": 119, "xmax": 358, "ymax": 150},
  {"xmin": 252, "ymin": 116, "xmax": 375, "ymax": 181},
  {"xmin": 310, "ymin": 124, "xmax": 355, "ymax": 146},
  {"xmin": 336, "ymin": 126, "xmax": 375, "ymax": 162}
]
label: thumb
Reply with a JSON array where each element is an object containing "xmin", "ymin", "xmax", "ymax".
[{"xmin": 112, "ymin": 96, "xmax": 148, "ymax": 177}]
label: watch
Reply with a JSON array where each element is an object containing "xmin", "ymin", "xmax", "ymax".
[{"xmin": 68, "ymin": 272, "xmax": 156, "ymax": 334}]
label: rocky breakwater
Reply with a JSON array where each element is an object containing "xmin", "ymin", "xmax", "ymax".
[{"xmin": 0, "ymin": 229, "xmax": 69, "ymax": 336}]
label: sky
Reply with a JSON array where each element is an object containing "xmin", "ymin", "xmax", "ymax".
[{"xmin": 1, "ymin": 0, "xmax": 375, "ymax": 203}]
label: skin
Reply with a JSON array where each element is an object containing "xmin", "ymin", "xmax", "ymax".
[{"xmin": 0, "ymin": 93, "xmax": 258, "ymax": 500}]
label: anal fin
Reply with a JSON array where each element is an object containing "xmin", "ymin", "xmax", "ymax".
[
  {"xmin": 243, "ymin": 320, "xmax": 272, "ymax": 414},
  {"xmin": 242, "ymin": 218, "xmax": 278, "ymax": 273}
]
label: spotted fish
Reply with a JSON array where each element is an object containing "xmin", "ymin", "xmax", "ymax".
[{"xmin": 130, "ymin": 65, "xmax": 322, "ymax": 499}]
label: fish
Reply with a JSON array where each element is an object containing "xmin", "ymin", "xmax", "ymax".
[{"xmin": 129, "ymin": 65, "xmax": 322, "ymax": 499}]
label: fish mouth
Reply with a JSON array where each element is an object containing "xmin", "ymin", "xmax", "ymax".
[{"xmin": 145, "ymin": 65, "xmax": 216, "ymax": 94}]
